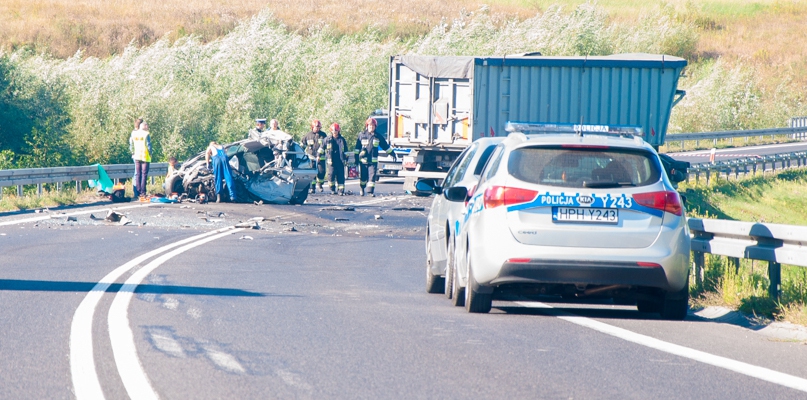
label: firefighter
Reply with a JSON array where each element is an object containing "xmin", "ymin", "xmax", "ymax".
[
  {"xmin": 354, "ymin": 117, "xmax": 396, "ymax": 197},
  {"xmin": 324, "ymin": 122, "xmax": 350, "ymax": 195},
  {"xmin": 301, "ymin": 119, "xmax": 328, "ymax": 193}
]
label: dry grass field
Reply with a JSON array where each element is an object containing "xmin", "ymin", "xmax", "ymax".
[
  {"xmin": 3, "ymin": 0, "xmax": 806, "ymax": 71},
  {"xmin": 0, "ymin": 0, "xmax": 532, "ymax": 58}
]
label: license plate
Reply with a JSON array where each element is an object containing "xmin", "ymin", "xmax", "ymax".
[
  {"xmin": 383, "ymin": 163, "xmax": 402, "ymax": 170},
  {"xmin": 553, "ymin": 207, "xmax": 618, "ymax": 224}
]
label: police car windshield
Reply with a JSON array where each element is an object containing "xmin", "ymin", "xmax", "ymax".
[{"xmin": 507, "ymin": 146, "xmax": 660, "ymax": 188}]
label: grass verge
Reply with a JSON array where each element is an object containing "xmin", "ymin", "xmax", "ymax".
[{"xmin": 682, "ymin": 168, "xmax": 807, "ymax": 326}]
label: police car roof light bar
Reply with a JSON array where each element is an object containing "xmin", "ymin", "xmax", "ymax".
[{"xmin": 505, "ymin": 122, "xmax": 643, "ymax": 139}]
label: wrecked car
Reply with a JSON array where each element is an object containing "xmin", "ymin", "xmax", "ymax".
[{"xmin": 165, "ymin": 135, "xmax": 316, "ymax": 204}]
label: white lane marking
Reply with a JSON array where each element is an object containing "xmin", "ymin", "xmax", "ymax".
[
  {"xmin": 343, "ymin": 178, "xmax": 402, "ymax": 187},
  {"xmin": 0, "ymin": 203, "xmax": 152, "ymax": 227},
  {"xmin": 108, "ymin": 229, "xmax": 243, "ymax": 400},
  {"xmin": 516, "ymin": 301, "xmax": 807, "ymax": 393},
  {"xmin": 344, "ymin": 196, "xmax": 408, "ymax": 206},
  {"xmin": 71, "ymin": 227, "xmax": 234, "ymax": 400}
]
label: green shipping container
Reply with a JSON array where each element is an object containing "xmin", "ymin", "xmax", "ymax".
[{"xmin": 388, "ymin": 53, "xmax": 686, "ymax": 149}]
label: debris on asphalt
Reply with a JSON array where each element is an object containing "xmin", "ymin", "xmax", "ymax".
[
  {"xmin": 67, "ymin": 216, "xmax": 78, "ymax": 222},
  {"xmin": 235, "ymin": 221, "xmax": 259, "ymax": 229},
  {"xmin": 320, "ymin": 207, "xmax": 355, "ymax": 211},
  {"xmin": 120, "ymin": 216, "xmax": 132, "ymax": 226},
  {"xmin": 105, "ymin": 211, "xmax": 123, "ymax": 222},
  {"xmin": 254, "ymin": 200, "xmax": 264, "ymax": 205},
  {"xmin": 239, "ymin": 235, "xmax": 254, "ymax": 240},
  {"xmin": 374, "ymin": 215, "xmax": 383, "ymax": 220},
  {"xmin": 90, "ymin": 214, "xmax": 103, "ymax": 220},
  {"xmin": 287, "ymin": 226, "xmax": 298, "ymax": 232},
  {"xmin": 249, "ymin": 217, "xmax": 265, "ymax": 222},
  {"xmin": 280, "ymin": 221, "xmax": 294, "ymax": 225},
  {"xmin": 180, "ymin": 205, "xmax": 191, "ymax": 209},
  {"xmin": 392, "ymin": 207, "xmax": 425, "ymax": 211},
  {"xmin": 334, "ymin": 218, "xmax": 349, "ymax": 222}
]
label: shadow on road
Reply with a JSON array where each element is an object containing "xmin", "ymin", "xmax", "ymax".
[
  {"xmin": 0, "ymin": 278, "xmax": 296, "ymax": 298},
  {"xmin": 494, "ymin": 301, "xmax": 692, "ymax": 322}
]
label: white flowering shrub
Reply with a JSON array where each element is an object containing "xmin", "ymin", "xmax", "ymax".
[{"xmin": 6, "ymin": 3, "xmax": 793, "ymax": 168}]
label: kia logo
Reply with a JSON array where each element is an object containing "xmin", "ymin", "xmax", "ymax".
[{"xmin": 577, "ymin": 195, "xmax": 594, "ymax": 205}]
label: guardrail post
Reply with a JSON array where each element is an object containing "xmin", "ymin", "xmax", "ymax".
[
  {"xmin": 768, "ymin": 261, "xmax": 781, "ymax": 301},
  {"xmin": 693, "ymin": 251, "xmax": 705, "ymax": 289},
  {"xmin": 37, "ymin": 183, "xmax": 42, "ymax": 197},
  {"xmin": 17, "ymin": 185, "xmax": 23, "ymax": 197},
  {"xmin": 0, "ymin": 186, "xmax": 3, "ymax": 200},
  {"xmin": 76, "ymin": 180, "xmax": 80, "ymax": 194},
  {"xmin": 730, "ymin": 257, "xmax": 740, "ymax": 275}
]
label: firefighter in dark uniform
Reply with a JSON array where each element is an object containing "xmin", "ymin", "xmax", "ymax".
[
  {"xmin": 324, "ymin": 122, "xmax": 350, "ymax": 195},
  {"xmin": 354, "ymin": 117, "xmax": 396, "ymax": 197},
  {"xmin": 302, "ymin": 119, "xmax": 328, "ymax": 193}
]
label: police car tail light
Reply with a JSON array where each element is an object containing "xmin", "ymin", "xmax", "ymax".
[
  {"xmin": 483, "ymin": 186, "xmax": 538, "ymax": 209},
  {"xmin": 632, "ymin": 191, "xmax": 683, "ymax": 216}
]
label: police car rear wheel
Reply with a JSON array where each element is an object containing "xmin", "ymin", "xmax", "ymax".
[
  {"xmin": 465, "ymin": 257, "xmax": 492, "ymax": 313},
  {"xmin": 425, "ymin": 238, "xmax": 444, "ymax": 294}
]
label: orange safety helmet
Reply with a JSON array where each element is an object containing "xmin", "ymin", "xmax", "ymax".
[
  {"xmin": 365, "ymin": 117, "xmax": 377, "ymax": 128},
  {"xmin": 330, "ymin": 122, "xmax": 341, "ymax": 132},
  {"xmin": 311, "ymin": 119, "xmax": 322, "ymax": 129}
]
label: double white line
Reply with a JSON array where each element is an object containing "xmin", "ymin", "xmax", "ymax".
[{"xmin": 70, "ymin": 226, "xmax": 243, "ymax": 400}]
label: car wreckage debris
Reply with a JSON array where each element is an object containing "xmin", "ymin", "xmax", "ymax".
[
  {"xmin": 239, "ymin": 235, "xmax": 254, "ymax": 240},
  {"xmin": 235, "ymin": 221, "xmax": 260, "ymax": 229},
  {"xmin": 320, "ymin": 207, "xmax": 355, "ymax": 211},
  {"xmin": 334, "ymin": 218, "xmax": 349, "ymax": 222}
]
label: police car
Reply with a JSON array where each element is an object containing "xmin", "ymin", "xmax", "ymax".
[
  {"xmin": 444, "ymin": 123, "xmax": 691, "ymax": 319},
  {"xmin": 424, "ymin": 137, "xmax": 504, "ymax": 297}
]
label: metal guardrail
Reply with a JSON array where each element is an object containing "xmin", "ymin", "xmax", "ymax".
[
  {"xmin": 667, "ymin": 117, "xmax": 807, "ymax": 149},
  {"xmin": 689, "ymin": 218, "xmax": 807, "ymax": 300},
  {"xmin": 668, "ymin": 126, "xmax": 807, "ymax": 143},
  {"xmin": 0, "ymin": 163, "xmax": 168, "ymax": 199},
  {"xmin": 687, "ymin": 151, "xmax": 807, "ymax": 185}
]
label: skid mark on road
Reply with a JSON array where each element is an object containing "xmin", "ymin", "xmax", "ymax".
[{"xmin": 516, "ymin": 301, "xmax": 807, "ymax": 393}]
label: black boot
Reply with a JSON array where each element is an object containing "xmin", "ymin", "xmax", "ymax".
[{"xmin": 368, "ymin": 188, "xmax": 375, "ymax": 197}]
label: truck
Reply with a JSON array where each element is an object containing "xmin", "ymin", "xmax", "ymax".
[{"xmin": 387, "ymin": 53, "xmax": 688, "ymax": 192}]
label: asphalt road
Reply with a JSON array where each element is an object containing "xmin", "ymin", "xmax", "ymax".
[{"xmin": 2, "ymin": 178, "xmax": 807, "ymax": 399}]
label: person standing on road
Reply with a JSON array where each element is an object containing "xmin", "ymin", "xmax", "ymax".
[
  {"xmin": 205, "ymin": 141, "xmax": 237, "ymax": 203},
  {"xmin": 248, "ymin": 118, "xmax": 267, "ymax": 140},
  {"xmin": 354, "ymin": 117, "xmax": 396, "ymax": 197},
  {"xmin": 302, "ymin": 119, "xmax": 328, "ymax": 193},
  {"xmin": 129, "ymin": 120, "xmax": 152, "ymax": 200},
  {"xmin": 324, "ymin": 123, "xmax": 349, "ymax": 195}
]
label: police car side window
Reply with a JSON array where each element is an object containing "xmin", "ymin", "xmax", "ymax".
[
  {"xmin": 472, "ymin": 145, "xmax": 498, "ymax": 176},
  {"xmin": 443, "ymin": 144, "xmax": 477, "ymax": 188},
  {"xmin": 478, "ymin": 145, "xmax": 504, "ymax": 187}
]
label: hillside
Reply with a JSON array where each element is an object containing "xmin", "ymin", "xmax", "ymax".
[{"xmin": 1, "ymin": 1, "xmax": 806, "ymax": 169}]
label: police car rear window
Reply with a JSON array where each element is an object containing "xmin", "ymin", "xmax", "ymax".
[{"xmin": 508, "ymin": 146, "xmax": 661, "ymax": 188}]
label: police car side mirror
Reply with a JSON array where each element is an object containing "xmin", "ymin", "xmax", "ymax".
[
  {"xmin": 433, "ymin": 186, "xmax": 443, "ymax": 195},
  {"xmin": 444, "ymin": 186, "xmax": 468, "ymax": 202}
]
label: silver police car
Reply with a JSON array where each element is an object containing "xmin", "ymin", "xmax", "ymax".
[
  {"xmin": 425, "ymin": 137, "xmax": 504, "ymax": 296},
  {"xmin": 445, "ymin": 123, "xmax": 691, "ymax": 319}
]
